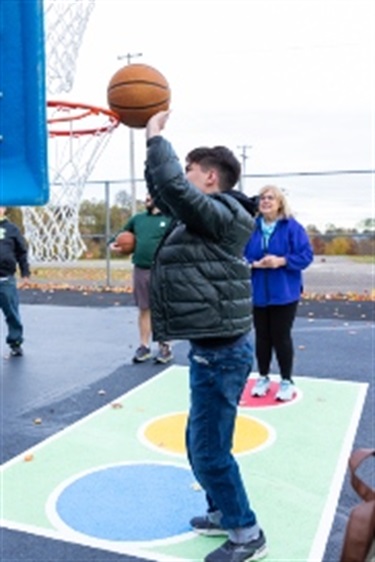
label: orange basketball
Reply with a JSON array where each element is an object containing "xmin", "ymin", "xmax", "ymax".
[
  {"xmin": 107, "ymin": 63, "xmax": 171, "ymax": 128},
  {"xmin": 115, "ymin": 231, "xmax": 136, "ymax": 255}
]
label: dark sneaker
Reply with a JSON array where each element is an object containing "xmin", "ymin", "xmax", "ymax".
[
  {"xmin": 190, "ymin": 515, "xmax": 228, "ymax": 537},
  {"xmin": 132, "ymin": 345, "xmax": 152, "ymax": 363},
  {"xmin": 204, "ymin": 531, "xmax": 267, "ymax": 562},
  {"xmin": 154, "ymin": 343, "xmax": 173, "ymax": 364},
  {"xmin": 10, "ymin": 344, "xmax": 23, "ymax": 357}
]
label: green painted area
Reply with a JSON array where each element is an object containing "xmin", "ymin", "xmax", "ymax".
[{"xmin": 0, "ymin": 366, "xmax": 366, "ymax": 562}]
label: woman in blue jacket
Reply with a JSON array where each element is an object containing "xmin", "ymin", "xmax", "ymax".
[{"xmin": 244, "ymin": 185, "xmax": 313, "ymax": 401}]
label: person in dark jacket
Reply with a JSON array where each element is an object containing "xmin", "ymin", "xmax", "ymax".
[
  {"xmin": 0, "ymin": 207, "xmax": 30, "ymax": 356},
  {"xmin": 145, "ymin": 111, "xmax": 267, "ymax": 562},
  {"xmin": 244, "ymin": 185, "xmax": 313, "ymax": 401}
]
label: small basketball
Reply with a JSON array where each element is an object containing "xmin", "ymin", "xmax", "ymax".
[
  {"xmin": 115, "ymin": 231, "xmax": 136, "ymax": 255},
  {"xmin": 107, "ymin": 63, "xmax": 171, "ymax": 128}
]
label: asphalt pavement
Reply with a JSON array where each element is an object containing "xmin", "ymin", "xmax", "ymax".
[{"xmin": 0, "ymin": 256, "xmax": 374, "ymax": 562}]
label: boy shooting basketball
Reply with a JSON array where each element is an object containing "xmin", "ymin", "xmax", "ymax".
[{"xmin": 144, "ymin": 111, "xmax": 267, "ymax": 562}]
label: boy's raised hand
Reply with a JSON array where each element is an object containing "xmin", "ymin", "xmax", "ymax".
[{"xmin": 146, "ymin": 110, "xmax": 171, "ymax": 139}]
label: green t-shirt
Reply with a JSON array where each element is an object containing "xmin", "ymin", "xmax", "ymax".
[{"xmin": 121, "ymin": 211, "xmax": 171, "ymax": 268}]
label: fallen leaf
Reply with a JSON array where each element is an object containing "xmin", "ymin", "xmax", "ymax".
[
  {"xmin": 111, "ymin": 402, "xmax": 123, "ymax": 409},
  {"xmin": 24, "ymin": 453, "xmax": 34, "ymax": 462}
]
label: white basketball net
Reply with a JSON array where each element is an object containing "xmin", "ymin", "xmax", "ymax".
[
  {"xmin": 22, "ymin": 0, "xmax": 121, "ymax": 263},
  {"xmin": 23, "ymin": 102, "xmax": 119, "ymax": 262},
  {"xmin": 44, "ymin": 0, "xmax": 96, "ymax": 95}
]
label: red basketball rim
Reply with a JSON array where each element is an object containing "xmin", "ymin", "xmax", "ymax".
[{"xmin": 47, "ymin": 100, "xmax": 120, "ymax": 136}]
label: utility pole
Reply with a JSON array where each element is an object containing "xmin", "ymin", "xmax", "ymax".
[
  {"xmin": 117, "ymin": 52, "xmax": 143, "ymax": 215},
  {"xmin": 237, "ymin": 145, "xmax": 252, "ymax": 192}
]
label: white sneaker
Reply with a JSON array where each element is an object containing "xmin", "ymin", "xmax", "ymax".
[
  {"xmin": 251, "ymin": 376, "xmax": 271, "ymax": 397},
  {"xmin": 275, "ymin": 380, "xmax": 295, "ymax": 401}
]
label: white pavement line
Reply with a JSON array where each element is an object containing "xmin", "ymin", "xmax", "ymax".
[
  {"xmin": 0, "ymin": 519, "xmax": 188, "ymax": 562},
  {"xmin": 307, "ymin": 381, "xmax": 369, "ymax": 562},
  {"xmin": 0, "ymin": 365, "xmax": 176, "ymax": 471}
]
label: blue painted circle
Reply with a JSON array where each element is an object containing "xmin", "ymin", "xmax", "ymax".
[{"xmin": 56, "ymin": 463, "xmax": 205, "ymax": 541}]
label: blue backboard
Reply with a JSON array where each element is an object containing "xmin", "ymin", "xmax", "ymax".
[{"xmin": 0, "ymin": 0, "xmax": 49, "ymax": 206}]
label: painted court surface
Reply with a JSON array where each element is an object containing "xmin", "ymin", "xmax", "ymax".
[{"xmin": 1, "ymin": 365, "xmax": 367, "ymax": 562}]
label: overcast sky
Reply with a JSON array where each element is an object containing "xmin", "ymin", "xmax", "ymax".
[{"xmin": 51, "ymin": 0, "xmax": 374, "ymax": 230}]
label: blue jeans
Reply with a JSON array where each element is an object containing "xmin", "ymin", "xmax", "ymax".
[
  {"xmin": 186, "ymin": 334, "xmax": 257, "ymax": 530},
  {"xmin": 0, "ymin": 277, "xmax": 23, "ymax": 345}
]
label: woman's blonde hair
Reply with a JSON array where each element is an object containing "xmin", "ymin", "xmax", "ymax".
[{"xmin": 258, "ymin": 185, "xmax": 292, "ymax": 218}]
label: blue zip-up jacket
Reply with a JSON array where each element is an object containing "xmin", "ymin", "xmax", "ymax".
[{"xmin": 244, "ymin": 216, "xmax": 313, "ymax": 306}]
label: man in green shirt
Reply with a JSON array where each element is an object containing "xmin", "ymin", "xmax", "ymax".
[{"xmin": 110, "ymin": 195, "xmax": 173, "ymax": 363}]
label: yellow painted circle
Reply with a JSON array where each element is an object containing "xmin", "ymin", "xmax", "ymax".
[{"xmin": 143, "ymin": 412, "xmax": 270, "ymax": 455}]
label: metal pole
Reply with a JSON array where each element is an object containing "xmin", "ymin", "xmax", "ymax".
[
  {"xmin": 104, "ymin": 181, "xmax": 111, "ymax": 287},
  {"xmin": 237, "ymin": 145, "xmax": 252, "ymax": 192},
  {"xmin": 117, "ymin": 52, "xmax": 143, "ymax": 215},
  {"xmin": 129, "ymin": 128, "xmax": 137, "ymax": 215}
]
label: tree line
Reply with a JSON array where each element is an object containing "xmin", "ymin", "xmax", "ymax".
[{"xmin": 6, "ymin": 197, "xmax": 375, "ymax": 259}]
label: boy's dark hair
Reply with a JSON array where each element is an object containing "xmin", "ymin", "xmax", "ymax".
[{"xmin": 186, "ymin": 146, "xmax": 241, "ymax": 192}]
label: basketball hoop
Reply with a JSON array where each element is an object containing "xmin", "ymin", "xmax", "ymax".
[
  {"xmin": 22, "ymin": 2, "xmax": 118, "ymax": 262},
  {"xmin": 22, "ymin": 102, "xmax": 120, "ymax": 262}
]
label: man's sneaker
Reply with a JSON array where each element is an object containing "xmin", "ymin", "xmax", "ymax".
[
  {"xmin": 204, "ymin": 531, "xmax": 267, "ymax": 562},
  {"xmin": 190, "ymin": 515, "xmax": 228, "ymax": 537},
  {"xmin": 9, "ymin": 344, "xmax": 23, "ymax": 357},
  {"xmin": 132, "ymin": 345, "xmax": 152, "ymax": 363},
  {"xmin": 251, "ymin": 376, "xmax": 271, "ymax": 397},
  {"xmin": 275, "ymin": 380, "xmax": 295, "ymax": 401},
  {"xmin": 154, "ymin": 343, "xmax": 173, "ymax": 364}
]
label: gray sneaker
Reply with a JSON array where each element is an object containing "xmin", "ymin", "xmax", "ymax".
[
  {"xmin": 154, "ymin": 343, "xmax": 173, "ymax": 364},
  {"xmin": 205, "ymin": 530, "xmax": 268, "ymax": 562},
  {"xmin": 132, "ymin": 345, "xmax": 152, "ymax": 363},
  {"xmin": 190, "ymin": 515, "xmax": 228, "ymax": 537},
  {"xmin": 10, "ymin": 343, "xmax": 23, "ymax": 357}
]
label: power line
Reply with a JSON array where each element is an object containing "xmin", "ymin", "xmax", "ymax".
[{"xmin": 245, "ymin": 169, "xmax": 375, "ymax": 178}]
